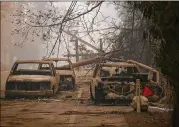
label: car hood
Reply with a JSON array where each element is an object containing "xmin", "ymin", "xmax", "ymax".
[
  {"xmin": 56, "ymin": 70, "xmax": 73, "ymax": 75},
  {"xmin": 7, "ymin": 75, "xmax": 53, "ymax": 82}
]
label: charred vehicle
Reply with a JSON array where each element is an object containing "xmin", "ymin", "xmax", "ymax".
[
  {"xmin": 5, "ymin": 60, "xmax": 59, "ymax": 98},
  {"xmin": 90, "ymin": 60, "xmax": 162, "ymax": 104},
  {"xmin": 90, "ymin": 62, "xmax": 139, "ymax": 104},
  {"xmin": 43, "ymin": 58, "xmax": 76, "ymax": 91}
]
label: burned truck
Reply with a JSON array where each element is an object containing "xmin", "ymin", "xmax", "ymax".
[
  {"xmin": 90, "ymin": 60, "xmax": 162, "ymax": 104},
  {"xmin": 5, "ymin": 60, "xmax": 59, "ymax": 98},
  {"xmin": 43, "ymin": 58, "xmax": 76, "ymax": 91},
  {"xmin": 90, "ymin": 62, "xmax": 138, "ymax": 104}
]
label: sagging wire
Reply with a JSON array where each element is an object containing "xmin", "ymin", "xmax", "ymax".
[
  {"xmin": 48, "ymin": 1, "xmax": 77, "ymax": 58},
  {"xmin": 57, "ymin": 1, "xmax": 77, "ymax": 58}
]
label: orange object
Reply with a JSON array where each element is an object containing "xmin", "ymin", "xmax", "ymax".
[{"xmin": 142, "ymin": 86, "xmax": 153, "ymax": 97}]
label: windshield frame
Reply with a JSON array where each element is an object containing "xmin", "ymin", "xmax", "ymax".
[{"xmin": 10, "ymin": 61, "xmax": 55, "ymax": 76}]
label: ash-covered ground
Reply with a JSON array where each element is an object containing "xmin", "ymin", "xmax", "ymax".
[{"xmin": 1, "ymin": 72, "xmax": 172, "ymax": 127}]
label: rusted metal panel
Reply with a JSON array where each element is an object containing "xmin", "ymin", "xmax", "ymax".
[
  {"xmin": 15, "ymin": 60, "xmax": 52, "ymax": 64},
  {"xmin": 8, "ymin": 75, "xmax": 53, "ymax": 82},
  {"xmin": 6, "ymin": 90, "xmax": 54, "ymax": 97},
  {"xmin": 56, "ymin": 70, "xmax": 73, "ymax": 75}
]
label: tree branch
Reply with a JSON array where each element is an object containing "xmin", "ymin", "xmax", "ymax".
[{"xmin": 24, "ymin": 1, "xmax": 104, "ymax": 28}]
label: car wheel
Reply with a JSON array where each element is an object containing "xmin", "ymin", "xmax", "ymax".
[
  {"xmin": 90, "ymin": 84, "xmax": 94, "ymax": 100},
  {"xmin": 141, "ymin": 107, "xmax": 148, "ymax": 112},
  {"xmin": 52, "ymin": 85, "xmax": 55, "ymax": 94},
  {"xmin": 72, "ymin": 79, "xmax": 76, "ymax": 90},
  {"xmin": 94, "ymin": 86, "xmax": 102, "ymax": 105}
]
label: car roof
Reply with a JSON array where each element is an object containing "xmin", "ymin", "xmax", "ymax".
[{"xmin": 15, "ymin": 60, "xmax": 53, "ymax": 64}]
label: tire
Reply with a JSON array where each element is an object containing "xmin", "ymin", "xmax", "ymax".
[
  {"xmin": 90, "ymin": 84, "xmax": 94, "ymax": 100},
  {"xmin": 52, "ymin": 85, "xmax": 55, "ymax": 94},
  {"xmin": 72, "ymin": 79, "xmax": 76, "ymax": 90},
  {"xmin": 141, "ymin": 107, "xmax": 148, "ymax": 112},
  {"xmin": 94, "ymin": 86, "xmax": 102, "ymax": 105},
  {"xmin": 134, "ymin": 107, "xmax": 148, "ymax": 112}
]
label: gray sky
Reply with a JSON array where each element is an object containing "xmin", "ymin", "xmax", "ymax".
[
  {"xmin": 3, "ymin": 2, "xmax": 119, "ymax": 64},
  {"xmin": 45, "ymin": 2, "xmax": 118, "ymax": 62}
]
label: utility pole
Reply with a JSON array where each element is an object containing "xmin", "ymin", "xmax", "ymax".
[
  {"xmin": 63, "ymin": 30, "xmax": 99, "ymax": 51},
  {"xmin": 64, "ymin": 30, "xmax": 102, "ymax": 60}
]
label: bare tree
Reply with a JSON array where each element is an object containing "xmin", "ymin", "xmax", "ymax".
[
  {"xmin": 107, "ymin": 2, "xmax": 153, "ymax": 65},
  {"xmin": 11, "ymin": 1, "xmax": 103, "ymax": 58}
]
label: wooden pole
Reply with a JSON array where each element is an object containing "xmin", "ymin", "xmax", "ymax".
[
  {"xmin": 136, "ymin": 79, "xmax": 141, "ymax": 113},
  {"xmin": 63, "ymin": 30, "xmax": 99, "ymax": 51}
]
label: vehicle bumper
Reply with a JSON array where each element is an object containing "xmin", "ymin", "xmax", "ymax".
[{"xmin": 5, "ymin": 90, "xmax": 54, "ymax": 98}]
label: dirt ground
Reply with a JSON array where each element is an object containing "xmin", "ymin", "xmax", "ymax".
[
  {"xmin": 0, "ymin": 83, "xmax": 172, "ymax": 127},
  {"xmin": 124, "ymin": 111, "xmax": 172, "ymax": 127}
]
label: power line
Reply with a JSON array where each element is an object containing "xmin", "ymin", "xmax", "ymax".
[
  {"xmin": 47, "ymin": 1, "xmax": 77, "ymax": 58},
  {"xmin": 57, "ymin": 1, "xmax": 77, "ymax": 58},
  {"xmin": 77, "ymin": 27, "xmax": 117, "ymax": 33}
]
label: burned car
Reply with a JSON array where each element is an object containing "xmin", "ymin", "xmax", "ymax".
[
  {"xmin": 90, "ymin": 60, "xmax": 162, "ymax": 104},
  {"xmin": 43, "ymin": 58, "xmax": 76, "ymax": 91},
  {"xmin": 90, "ymin": 62, "xmax": 139, "ymax": 104},
  {"xmin": 5, "ymin": 60, "xmax": 59, "ymax": 98}
]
